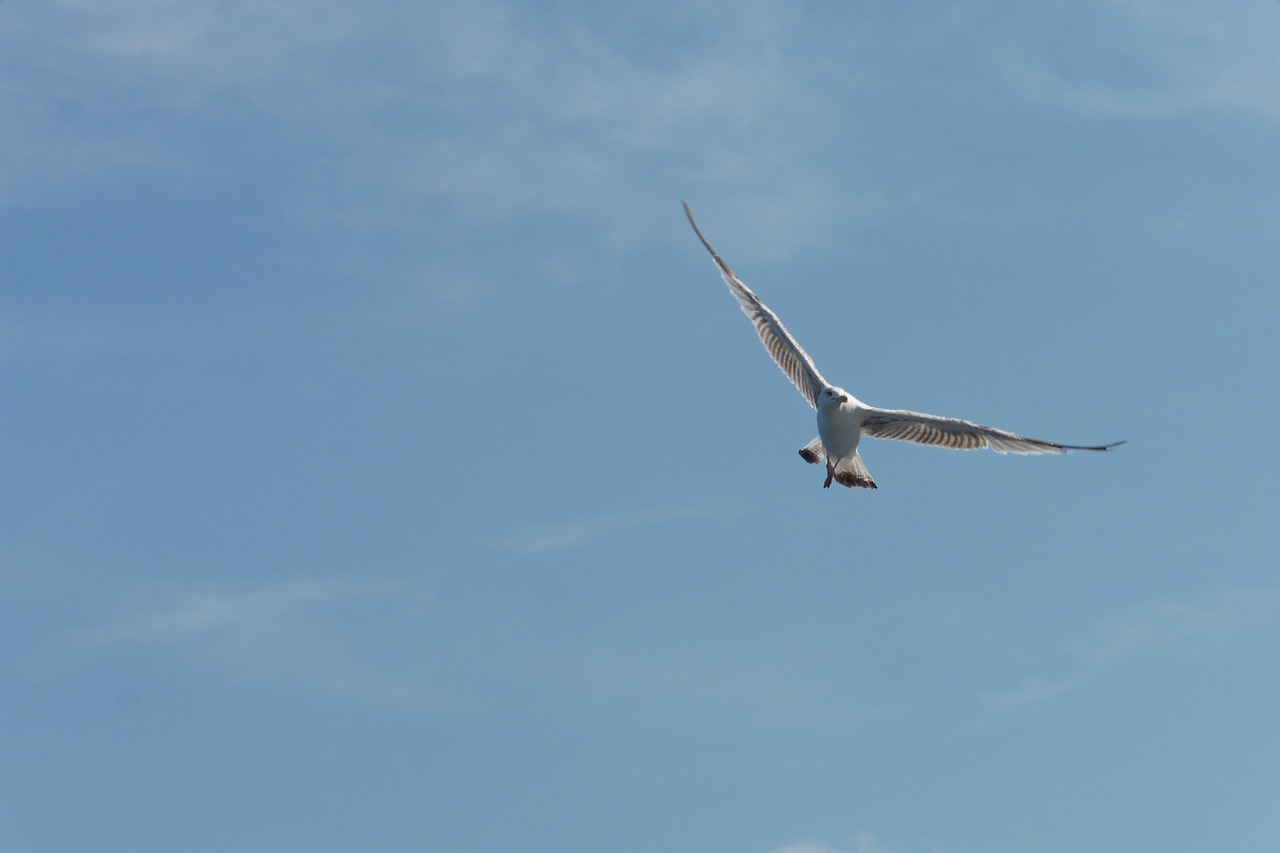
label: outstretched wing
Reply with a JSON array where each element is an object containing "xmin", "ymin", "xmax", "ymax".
[
  {"xmin": 861, "ymin": 408, "xmax": 1126, "ymax": 455},
  {"xmin": 684, "ymin": 203, "xmax": 828, "ymax": 409}
]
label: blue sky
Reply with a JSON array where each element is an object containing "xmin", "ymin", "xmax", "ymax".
[{"xmin": 3, "ymin": 1, "xmax": 1279, "ymax": 851}]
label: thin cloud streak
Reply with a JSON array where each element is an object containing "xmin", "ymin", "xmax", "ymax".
[
  {"xmin": 68, "ymin": 574, "xmax": 446, "ymax": 710},
  {"xmin": 984, "ymin": 584, "xmax": 1280, "ymax": 711},
  {"xmin": 1, "ymin": 2, "xmax": 815, "ymax": 214},
  {"xmin": 7, "ymin": 1, "xmax": 1276, "ymax": 220},
  {"xmin": 78, "ymin": 577, "xmax": 343, "ymax": 646},
  {"xmin": 494, "ymin": 497, "xmax": 740, "ymax": 554},
  {"xmin": 994, "ymin": 1, "xmax": 1280, "ymax": 119}
]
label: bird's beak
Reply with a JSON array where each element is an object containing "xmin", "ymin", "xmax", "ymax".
[{"xmin": 838, "ymin": 394, "xmax": 849, "ymax": 404}]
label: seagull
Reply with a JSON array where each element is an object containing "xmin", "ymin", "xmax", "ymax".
[{"xmin": 683, "ymin": 203, "xmax": 1124, "ymax": 489}]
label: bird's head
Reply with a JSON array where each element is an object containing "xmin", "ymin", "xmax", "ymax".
[{"xmin": 819, "ymin": 386, "xmax": 851, "ymax": 408}]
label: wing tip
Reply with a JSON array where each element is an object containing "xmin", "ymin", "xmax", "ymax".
[
  {"xmin": 1070, "ymin": 439, "xmax": 1127, "ymax": 452},
  {"xmin": 682, "ymin": 202, "xmax": 718, "ymax": 258}
]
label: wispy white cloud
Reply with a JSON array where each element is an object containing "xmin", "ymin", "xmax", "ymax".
[
  {"xmin": 0, "ymin": 1, "xmax": 354, "ymax": 202},
  {"xmin": 984, "ymin": 585, "xmax": 1280, "ymax": 711},
  {"xmin": 494, "ymin": 497, "xmax": 740, "ymax": 554},
  {"xmin": 70, "ymin": 574, "xmax": 446, "ymax": 709},
  {"xmin": 81, "ymin": 577, "xmax": 343, "ymax": 646},
  {"xmin": 1, "ymin": 5, "xmax": 766, "ymax": 178},
  {"xmin": 7, "ymin": 0, "xmax": 1274, "ymax": 317},
  {"xmin": 9, "ymin": 0, "xmax": 1276, "ymax": 218},
  {"xmin": 0, "ymin": 0, "xmax": 853, "ymax": 253},
  {"xmin": 994, "ymin": 0, "xmax": 1280, "ymax": 119}
]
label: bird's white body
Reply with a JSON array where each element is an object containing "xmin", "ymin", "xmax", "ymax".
[
  {"xmin": 683, "ymin": 203, "xmax": 1124, "ymax": 490},
  {"xmin": 816, "ymin": 388, "xmax": 864, "ymax": 460},
  {"xmin": 812, "ymin": 387, "xmax": 880, "ymax": 488}
]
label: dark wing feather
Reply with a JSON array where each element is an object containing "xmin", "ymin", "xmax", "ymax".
[{"xmin": 862, "ymin": 408, "xmax": 1125, "ymax": 455}]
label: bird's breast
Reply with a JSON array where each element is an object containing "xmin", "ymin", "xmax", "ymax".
[{"xmin": 817, "ymin": 404, "xmax": 863, "ymax": 458}]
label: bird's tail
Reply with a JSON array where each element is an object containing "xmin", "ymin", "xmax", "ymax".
[{"xmin": 799, "ymin": 437, "xmax": 878, "ymax": 489}]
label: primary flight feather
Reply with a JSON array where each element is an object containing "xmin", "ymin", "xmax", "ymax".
[{"xmin": 683, "ymin": 203, "xmax": 1124, "ymax": 489}]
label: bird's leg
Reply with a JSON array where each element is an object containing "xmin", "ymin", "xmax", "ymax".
[{"xmin": 824, "ymin": 459, "xmax": 835, "ymax": 489}]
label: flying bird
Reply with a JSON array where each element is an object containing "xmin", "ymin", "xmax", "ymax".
[{"xmin": 683, "ymin": 203, "xmax": 1124, "ymax": 489}]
